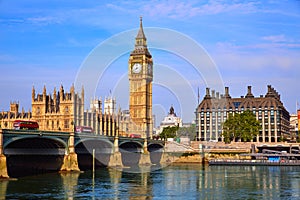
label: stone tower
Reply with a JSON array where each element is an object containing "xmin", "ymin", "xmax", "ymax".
[
  {"xmin": 128, "ymin": 17, "xmax": 153, "ymax": 139},
  {"xmin": 31, "ymin": 85, "xmax": 84, "ymax": 132}
]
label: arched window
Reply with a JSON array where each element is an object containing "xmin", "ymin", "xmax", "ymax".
[
  {"xmin": 65, "ymin": 106, "xmax": 69, "ymax": 113},
  {"xmin": 36, "ymin": 107, "xmax": 40, "ymax": 114}
]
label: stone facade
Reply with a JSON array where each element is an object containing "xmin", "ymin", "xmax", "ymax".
[
  {"xmin": 31, "ymin": 85, "xmax": 84, "ymax": 132},
  {"xmin": 128, "ymin": 17, "xmax": 153, "ymax": 139},
  {"xmin": 195, "ymin": 85, "xmax": 290, "ymax": 143},
  {"xmin": 0, "ymin": 85, "xmax": 125, "ymax": 137},
  {"xmin": 157, "ymin": 106, "xmax": 182, "ymax": 135},
  {"xmin": 289, "ymin": 113, "xmax": 298, "ymax": 141},
  {"xmin": 0, "ymin": 102, "xmax": 31, "ymax": 129}
]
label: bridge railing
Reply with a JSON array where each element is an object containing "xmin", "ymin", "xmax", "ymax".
[{"xmin": 2, "ymin": 129, "xmax": 70, "ymax": 136}]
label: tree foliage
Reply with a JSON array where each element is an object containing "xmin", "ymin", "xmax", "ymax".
[
  {"xmin": 177, "ymin": 124, "xmax": 196, "ymax": 140},
  {"xmin": 222, "ymin": 110, "xmax": 260, "ymax": 143},
  {"xmin": 159, "ymin": 126, "xmax": 179, "ymax": 141}
]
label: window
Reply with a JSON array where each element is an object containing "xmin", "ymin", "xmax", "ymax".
[
  {"xmin": 36, "ymin": 107, "xmax": 40, "ymax": 114},
  {"xmin": 64, "ymin": 120, "xmax": 69, "ymax": 129},
  {"xmin": 233, "ymin": 102, "xmax": 241, "ymax": 108}
]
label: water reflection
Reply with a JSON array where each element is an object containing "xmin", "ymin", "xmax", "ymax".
[
  {"xmin": 0, "ymin": 180, "xmax": 8, "ymax": 200},
  {"xmin": 60, "ymin": 172, "xmax": 80, "ymax": 200},
  {"xmin": 1, "ymin": 165, "xmax": 300, "ymax": 199},
  {"xmin": 197, "ymin": 165, "xmax": 300, "ymax": 199}
]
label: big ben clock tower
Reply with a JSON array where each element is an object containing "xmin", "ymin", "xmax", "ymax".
[{"xmin": 128, "ymin": 17, "xmax": 153, "ymax": 139}]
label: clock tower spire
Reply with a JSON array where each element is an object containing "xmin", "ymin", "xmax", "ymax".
[{"xmin": 128, "ymin": 17, "xmax": 153, "ymax": 139}]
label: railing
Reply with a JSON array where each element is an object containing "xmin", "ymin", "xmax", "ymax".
[{"xmin": 2, "ymin": 129, "xmax": 70, "ymax": 135}]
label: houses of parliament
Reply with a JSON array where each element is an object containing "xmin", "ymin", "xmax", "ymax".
[{"xmin": 0, "ymin": 18, "xmax": 153, "ymax": 139}]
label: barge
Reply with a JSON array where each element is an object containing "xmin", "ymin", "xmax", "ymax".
[{"xmin": 209, "ymin": 153, "xmax": 300, "ymax": 166}]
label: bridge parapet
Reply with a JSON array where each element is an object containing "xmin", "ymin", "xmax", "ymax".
[{"xmin": 2, "ymin": 129, "xmax": 70, "ymax": 136}]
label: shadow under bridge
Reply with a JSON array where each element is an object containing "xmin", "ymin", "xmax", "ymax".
[
  {"xmin": 75, "ymin": 139, "xmax": 113, "ymax": 170},
  {"xmin": 4, "ymin": 137, "xmax": 66, "ymax": 178},
  {"xmin": 148, "ymin": 143, "xmax": 164, "ymax": 164},
  {"xmin": 119, "ymin": 140, "xmax": 165, "ymax": 166},
  {"xmin": 119, "ymin": 141, "xmax": 144, "ymax": 166}
]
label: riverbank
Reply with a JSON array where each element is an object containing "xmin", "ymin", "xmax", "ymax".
[{"xmin": 167, "ymin": 141, "xmax": 300, "ymax": 164}]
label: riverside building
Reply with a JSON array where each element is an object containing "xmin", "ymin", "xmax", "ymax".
[
  {"xmin": 0, "ymin": 85, "xmax": 126, "ymax": 137},
  {"xmin": 195, "ymin": 85, "xmax": 290, "ymax": 143},
  {"xmin": 156, "ymin": 106, "xmax": 182, "ymax": 135}
]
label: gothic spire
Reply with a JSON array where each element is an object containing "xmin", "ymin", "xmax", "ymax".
[
  {"xmin": 136, "ymin": 16, "xmax": 146, "ymax": 40},
  {"xmin": 132, "ymin": 17, "xmax": 151, "ymax": 57},
  {"xmin": 32, "ymin": 85, "xmax": 35, "ymax": 100}
]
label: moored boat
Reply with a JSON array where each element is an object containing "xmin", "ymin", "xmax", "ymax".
[{"xmin": 209, "ymin": 153, "xmax": 300, "ymax": 166}]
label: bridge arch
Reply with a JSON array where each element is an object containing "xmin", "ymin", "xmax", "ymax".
[
  {"xmin": 148, "ymin": 143, "xmax": 164, "ymax": 165},
  {"xmin": 4, "ymin": 136, "xmax": 67, "ymax": 152},
  {"xmin": 74, "ymin": 138, "xmax": 113, "ymax": 148},
  {"xmin": 119, "ymin": 141, "xmax": 143, "ymax": 166},
  {"xmin": 75, "ymin": 138, "xmax": 114, "ymax": 169},
  {"xmin": 118, "ymin": 140, "xmax": 143, "ymax": 148},
  {"xmin": 4, "ymin": 136, "xmax": 67, "ymax": 178}
]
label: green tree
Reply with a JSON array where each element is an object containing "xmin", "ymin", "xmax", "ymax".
[
  {"xmin": 159, "ymin": 126, "xmax": 179, "ymax": 141},
  {"xmin": 177, "ymin": 124, "xmax": 196, "ymax": 140},
  {"xmin": 222, "ymin": 110, "xmax": 260, "ymax": 143},
  {"xmin": 222, "ymin": 113, "xmax": 239, "ymax": 143}
]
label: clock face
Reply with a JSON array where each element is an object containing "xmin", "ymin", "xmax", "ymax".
[{"xmin": 132, "ymin": 63, "xmax": 142, "ymax": 73}]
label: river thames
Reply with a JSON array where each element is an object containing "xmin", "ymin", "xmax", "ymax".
[{"xmin": 1, "ymin": 164, "xmax": 300, "ymax": 199}]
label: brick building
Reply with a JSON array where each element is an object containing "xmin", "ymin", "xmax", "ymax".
[{"xmin": 195, "ymin": 85, "xmax": 290, "ymax": 142}]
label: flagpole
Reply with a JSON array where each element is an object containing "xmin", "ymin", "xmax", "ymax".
[{"xmin": 197, "ymin": 87, "xmax": 199, "ymax": 105}]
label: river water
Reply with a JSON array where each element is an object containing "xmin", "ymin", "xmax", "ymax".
[{"xmin": 1, "ymin": 164, "xmax": 300, "ymax": 199}]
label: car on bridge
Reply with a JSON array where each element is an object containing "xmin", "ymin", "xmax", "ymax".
[{"xmin": 129, "ymin": 133, "xmax": 141, "ymax": 138}]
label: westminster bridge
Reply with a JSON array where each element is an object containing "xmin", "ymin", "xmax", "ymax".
[{"xmin": 0, "ymin": 129, "xmax": 165, "ymax": 178}]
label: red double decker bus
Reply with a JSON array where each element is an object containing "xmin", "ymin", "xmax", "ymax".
[{"xmin": 13, "ymin": 120, "xmax": 39, "ymax": 130}]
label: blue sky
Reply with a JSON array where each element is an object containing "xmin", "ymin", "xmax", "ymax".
[{"xmin": 0, "ymin": 0, "xmax": 299, "ymax": 126}]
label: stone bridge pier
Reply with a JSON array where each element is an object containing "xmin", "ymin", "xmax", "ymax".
[
  {"xmin": 108, "ymin": 137, "xmax": 153, "ymax": 167},
  {"xmin": 0, "ymin": 130, "xmax": 9, "ymax": 178},
  {"xmin": 60, "ymin": 132, "xmax": 80, "ymax": 172}
]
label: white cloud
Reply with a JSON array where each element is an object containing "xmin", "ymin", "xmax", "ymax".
[
  {"xmin": 138, "ymin": 0, "xmax": 259, "ymax": 19},
  {"xmin": 211, "ymin": 41, "xmax": 300, "ymax": 71},
  {"xmin": 261, "ymin": 34, "xmax": 288, "ymax": 43}
]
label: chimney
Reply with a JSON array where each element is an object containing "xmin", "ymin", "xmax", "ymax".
[
  {"xmin": 212, "ymin": 90, "xmax": 215, "ymax": 98},
  {"xmin": 225, "ymin": 87, "xmax": 231, "ymax": 98},
  {"xmin": 216, "ymin": 92, "xmax": 220, "ymax": 99},
  {"xmin": 206, "ymin": 88, "xmax": 210, "ymax": 96},
  {"xmin": 246, "ymin": 85, "xmax": 254, "ymax": 98},
  {"xmin": 204, "ymin": 87, "xmax": 211, "ymax": 99},
  {"xmin": 267, "ymin": 85, "xmax": 271, "ymax": 92}
]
